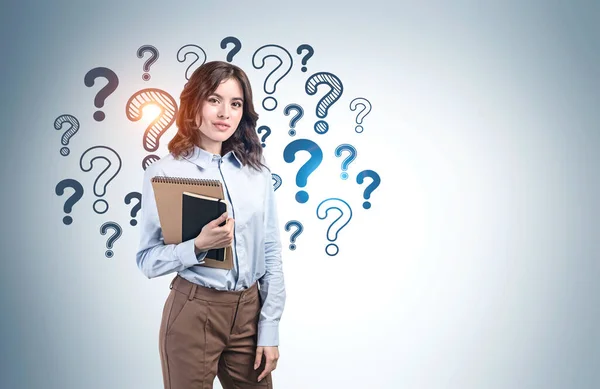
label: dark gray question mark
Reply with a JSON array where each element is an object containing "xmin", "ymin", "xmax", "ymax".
[
  {"xmin": 221, "ymin": 36, "xmax": 242, "ymax": 62},
  {"xmin": 84, "ymin": 67, "xmax": 119, "ymax": 121},
  {"xmin": 177, "ymin": 44, "xmax": 207, "ymax": 80},
  {"xmin": 297, "ymin": 44, "xmax": 314, "ymax": 72},
  {"xmin": 125, "ymin": 192, "xmax": 142, "ymax": 226},
  {"xmin": 100, "ymin": 222, "xmax": 122, "ymax": 258},
  {"xmin": 137, "ymin": 45, "xmax": 159, "ymax": 81},
  {"xmin": 55, "ymin": 178, "xmax": 84, "ymax": 225}
]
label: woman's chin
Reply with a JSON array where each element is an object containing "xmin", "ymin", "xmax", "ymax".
[{"xmin": 208, "ymin": 133, "xmax": 232, "ymax": 143}]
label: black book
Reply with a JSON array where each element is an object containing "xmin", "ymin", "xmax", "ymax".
[{"xmin": 181, "ymin": 191, "xmax": 227, "ymax": 262}]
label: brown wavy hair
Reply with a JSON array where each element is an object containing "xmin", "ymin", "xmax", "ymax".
[{"xmin": 168, "ymin": 60, "xmax": 266, "ymax": 171}]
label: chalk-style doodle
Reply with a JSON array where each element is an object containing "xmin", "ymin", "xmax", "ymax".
[
  {"xmin": 349, "ymin": 97, "xmax": 372, "ymax": 133},
  {"xmin": 177, "ymin": 44, "xmax": 207, "ymax": 80},
  {"xmin": 79, "ymin": 145, "xmax": 122, "ymax": 214},
  {"xmin": 54, "ymin": 114, "xmax": 80, "ymax": 156},
  {"xmin": 252, "ymin": 44, "xmax": 293, "ymax": 111},
  {"xmin": 316, "ymin": 198, "xmax": 352, "ymax": 256},
  {"xmin": 305, "ymin": 71, "xmax": 343, "ymax": 134}
]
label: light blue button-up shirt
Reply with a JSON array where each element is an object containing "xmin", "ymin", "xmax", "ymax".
[{"xmin": 136, "ymin": 145, "xmax": 286, "ymax": 346}]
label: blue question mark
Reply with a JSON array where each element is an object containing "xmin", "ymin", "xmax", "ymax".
[
  {"xmin": 283, "ymin": 104, "xmax": 304, "ymax": 136},
  {"xmin": 283, "ymin": 139, "xmax": 323, "ymax": 203},
  {"xmin": 220, "ymin": 36, "xmax": 242, "ymax": 62},
  {"xmin": 284, "ymin": 220, "xmax": 304, "ymax": 250},
  {"xmin": 356, "ymin": 170, "xmax": 381, "ymax": 209},
  {"xmin": 257, "ymin": 125, "xmax": 271, "ymax": 147},
  {"xmin": 305, "ymin": 71, "xmax": 343, "ymax": 134},
  {"xmin": 316, "ymin": 198, "xmax": 353, "ymax": 256},
  {"xmin": 272, "ymin": 173, "xmax": 282, "ymax": 191},
  {"xmin": 334, "ymin": 144, "xmax": 357, "ymax": 180}
]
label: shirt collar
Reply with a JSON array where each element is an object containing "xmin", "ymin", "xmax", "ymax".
[{"xmin": 183, "ymin": 145, "xmax": 243, "ymax": 169}]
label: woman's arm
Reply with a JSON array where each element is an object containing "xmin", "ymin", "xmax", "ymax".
[
  {"xmin": 257, "ymin": 168, "xmax": 287, "ymax": 346},
  {"xmin": 135, "ymin": 164, "xmax": 208, "ymax": 279}
]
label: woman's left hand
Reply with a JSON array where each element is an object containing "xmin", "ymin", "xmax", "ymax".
[{"xmin": 254, "ymin": 346, "xmax": 279, "ymax": 382}]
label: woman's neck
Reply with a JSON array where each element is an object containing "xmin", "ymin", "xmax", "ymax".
[{"xmin": 198, "ymin": 141, "xmax": 222, "ymax": 156}]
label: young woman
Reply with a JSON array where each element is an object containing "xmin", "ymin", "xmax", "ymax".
[{"xmin": 136, "ymin": 60, "xmax": 286, "ymax": 389}]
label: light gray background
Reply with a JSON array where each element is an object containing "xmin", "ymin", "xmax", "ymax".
[{"xmin": 1, "ymin": 1, "xmax": 598, "ymax": 388}]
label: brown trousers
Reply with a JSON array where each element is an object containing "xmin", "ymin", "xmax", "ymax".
[{"xmin": 159, "ymin": 275, "xmax": 273, "ymax": 389}]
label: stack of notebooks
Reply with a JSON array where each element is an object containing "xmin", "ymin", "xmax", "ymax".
[{"xmin": 151, "ymin": 176, "xmax": 233, "ymax": 270}]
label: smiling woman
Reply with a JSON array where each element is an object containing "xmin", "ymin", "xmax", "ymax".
[
  {"xmin": 194, "ymin": 78, "xmax": 244, "ymax": 151},
  {"xmin": 136, "ymin": 61, "xmax": 286, "ymax": 389},
  {"xmin": 169, "ymin": 61, "xmax": 265, "ymax": 171}
]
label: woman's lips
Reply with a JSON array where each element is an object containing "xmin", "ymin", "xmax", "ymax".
[{"xmin": 213, "ymin": 123, "xmax": 230, "ymax": 130}]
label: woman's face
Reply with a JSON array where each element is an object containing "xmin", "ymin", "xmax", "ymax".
[{"xmin": 196, "ymin": 77, "xmax": 244, "ymax": 153}]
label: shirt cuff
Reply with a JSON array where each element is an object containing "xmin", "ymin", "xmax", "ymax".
[
  {"xmin": 257, "ymin": 322, "xmax": 279, "ymax": 346},
  {"xmin": 176, "ymin": 239, "xmax": 206, "ymax": 268}
]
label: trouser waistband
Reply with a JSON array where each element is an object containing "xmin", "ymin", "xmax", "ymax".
[{"xmin": 170, "ymin": 274, "xmax": 258, "ymax": 303}]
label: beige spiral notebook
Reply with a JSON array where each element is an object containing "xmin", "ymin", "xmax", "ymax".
[{"xmin": 151, "ymin": 176, "xmax": 233, "ymax": 270}]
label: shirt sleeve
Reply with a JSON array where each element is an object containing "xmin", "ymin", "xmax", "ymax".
[
  {"xmin": 257, "ymin": 166, "xmax": 286, "ymax": 346},
  {"xmin": 135, "ymin": 164, "xmax": 208, "ymax": 279}
]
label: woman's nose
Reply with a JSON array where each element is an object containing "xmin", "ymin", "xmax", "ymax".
[{"xmin": 218, "ymin": 106, "xmax": 230, "ymax": 119}]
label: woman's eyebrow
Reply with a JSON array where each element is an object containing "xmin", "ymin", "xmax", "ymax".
[{"xmin": 211, "ymin": 93, "xmax": 244, "ymax": 101}]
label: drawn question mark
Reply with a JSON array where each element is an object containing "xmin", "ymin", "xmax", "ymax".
[
  {"xmin": 125, "ymin": 192, "xmax": 142, "ymax": 226},
  {"xmin": 305, "ymin": 71, "xmax": 343, "ymax": 134},
  {"xmin": 316, "ymin": 198, "xmax": 353, "ymax": 256},
  {"xmin": 126, "ymin": 88, "xmax": 178, "ymax": 170},
  {"xmin": 220, "ymin": 36, "xmax": 242, "ymax": 62},
  {"xmin": 283, "ymin": 139, "xmax": 323, "ymax": 204},
  {"xmin": 54, "ymin": 114, "xmax": 80, "ymax": 156},
  {"xmin": 285, "ymin": 220, "xmax": 304, "ymax": 250},
  {"xmin": 283, "ymin": 104, "xmax": 304, "ymax": 136},
  {"xmin": 84, "ymin": 67, "xmax": 119, "ymax": 122},
  {"xmin": 177, "ymin": 44, "xmax": 207, "ymax": 80},
  {"xmin": 334, "ymin": 144, "xmax": 357, "ymax": 180},
  {"xmin": 272, "ymin": 173, "xmax": 282, "ymax": 191},
  {"xmin": 79, "ymin": 145, "xmax": 122, "ymax": 214},
  {"xmin": 100, "ymin": 222, "xmax": 122, "ymax": 258},
  {"xmin": 137, "ymin": 45, "xmax": 159, "ymax": 81},
  {"xmin": 356, "ymin": 170, "xmax": 381, "ymax": 209},
  {"xmin": 257, "ymin": 125, "xmax": 271, "ymax": 147},
  {"xmin": 55, "ymin": 178, "xmax": 84, "ymax": 225},
  {"xmin": 296, "ymin": 44, "xmax": 314, "ymax": 72},
  {"xmin": 350, "ymin": 97, "xmax": 372, "ymax": 133},
  {"xmin": 252, "ymin": 44, "xmax": 293, "ymax": 111}
]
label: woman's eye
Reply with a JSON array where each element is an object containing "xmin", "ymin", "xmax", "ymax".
[
  {"xmin": 208, "ymin": 98, "xmax": 219, "ymax": 103},
  {"xmin": 233, "ymin": 102, "xmax": 242, "ymax": 108}
]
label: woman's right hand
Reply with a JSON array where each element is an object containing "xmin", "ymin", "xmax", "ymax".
[{"xmin": 194, "ymin": 212, "xmax": 235, "ymax": 253}]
